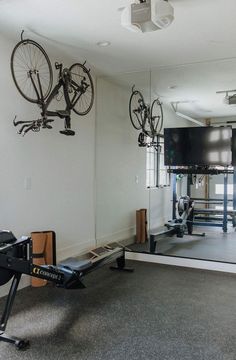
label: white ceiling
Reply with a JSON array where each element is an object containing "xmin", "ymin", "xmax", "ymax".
[
  {"xmin": 1, "ymin": 0, "xmax": 236, "ymax": 118},
  {"xmin": 105, "ymin": 59, "xmax": 236, "ymax": 119}
]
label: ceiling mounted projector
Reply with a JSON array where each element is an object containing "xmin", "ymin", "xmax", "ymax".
[
  {"xmin": 216, "ymin": 89, "xmax": 236, "ymax": 105},
  {"xmin": 121, "ymin": 0, "xmax": 174, "ymax": 33},
  {"xmin": 224, "ymin": 94, "xmax": 236, "ymax": 105}
]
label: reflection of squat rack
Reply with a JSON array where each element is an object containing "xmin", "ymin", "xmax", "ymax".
[{"xmin": 169, "ymin": 167, "xmax": 236, "ymax": 233}]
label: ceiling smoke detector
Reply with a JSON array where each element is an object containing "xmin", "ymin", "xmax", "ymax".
[{"xmin": 121, "ymin": 0, "xmax": 174, "ymax": 33}]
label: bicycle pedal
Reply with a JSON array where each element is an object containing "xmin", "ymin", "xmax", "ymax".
[{"xmin": 59, "ymin": 129, "xmax": 75, "ymax": 136}]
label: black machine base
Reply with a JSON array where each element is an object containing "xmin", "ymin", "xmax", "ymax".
[
  {"xmin": 110, "ymin": 266, "xmax": 134, "ymax": 272},
  {"xmin": 109, "ymin": 255, "xmax": 134, "ymax": 272},
  {"xmin": 185, "ymin": 231, "xmax": 205, "ymax": 237},
  {"xmin": 0, "ymin": 333, "xmax": 30, "ymax": 350}
]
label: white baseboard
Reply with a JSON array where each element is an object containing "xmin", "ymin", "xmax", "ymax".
[
  {"xmin": 57, "ymin": 239, "xmax": 96, "ymax": 262},
  {"xmin": 126, "ymin": 252, "xmax": 236, "ymax": 274}
]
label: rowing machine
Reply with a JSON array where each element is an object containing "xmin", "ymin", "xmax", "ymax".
[
  {"xmin": 0, "ymin": 231, "xmax": 133, "ymax": 350},
  {"xmin": 150, "ymin": 196, "xmax": 205, "ymax": 253}
]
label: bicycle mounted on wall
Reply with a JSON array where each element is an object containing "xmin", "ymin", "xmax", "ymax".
[
  {"xmin": 11, "ymin": 31, "xmax": 94, "ymax": 136},
  {"xmin": 129, "ymin": 85, "xmax": 163, "ymax": 149}
]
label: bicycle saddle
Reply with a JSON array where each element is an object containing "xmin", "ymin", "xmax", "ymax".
[{"xmin": 59, "ymin": 129, "xmax": 75, "ymax": 136}]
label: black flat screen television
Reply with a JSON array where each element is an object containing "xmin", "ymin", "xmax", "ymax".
[
  {"xmin": 232, "ymin": 129, "xmax": 236, "ymax": 166},
  {"xmin": 164, "ymin": 126, "xmax": 232, "ymax": 167}
]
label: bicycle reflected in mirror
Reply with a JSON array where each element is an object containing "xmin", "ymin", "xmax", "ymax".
[{"xmin": 129, "ymin": 85, "xmax": 163, "ymax": 145}]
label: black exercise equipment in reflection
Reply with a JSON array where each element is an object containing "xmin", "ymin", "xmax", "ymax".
[
  {"xmin": 150, "ymin": 196, "xmax": 205, "ymax": 253},
  {"xmin": 0, "ymin": 231, "xmax": 133, "ymax": 350}
]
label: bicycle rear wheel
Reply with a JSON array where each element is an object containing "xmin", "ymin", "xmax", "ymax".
[
  {"xmin": 11, "ymin": 39, "xmax": 53, "ymax": 103},
  {"xmin": 129, "ymin": 90, "xmax": 145, "ymax": 130},
  {"xmin": 69, "ymin": 63, "xmax": 94, "ymax": 115},
  {"xmin": 150, "ymin": 98, "xmax": 163, "ymax": 136}
]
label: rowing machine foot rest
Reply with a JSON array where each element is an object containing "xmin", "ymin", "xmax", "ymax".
[
  {"xmin": 57, "ymin": 259, "xmax": 93, "ymax": 289},
  {"xmin": 58, "ymin": 258, "xmax": 92, "ymax": 272},
  {"xmin": 165, "ymin": 219, "xmax": 183, "ymax": 227},
  {"xmin": 0, "ymin": 332, "xmax": 30, "ymax": 350},
  {"xmin": 165, "ymin": 223, "xmax": 183, "ymax": 231},
  {"xmin": 110, "ymin": 256, "xmax": 134, "ymax": 272}
]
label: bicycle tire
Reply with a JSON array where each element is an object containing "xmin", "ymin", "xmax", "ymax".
[
  {"xmin": 68, "ymin": 63, "xmax": 94, "ymax": 115},
  {"xmin": 129, "ymin": 90, "xmax": 145, "ymax": 130},
  {"xmin": 11, "ymin": 39, "xmax": 53, "ymax": 103},
  {"xmin": 150, "ymin": 98, "xmax": 163, "ymax": 136}
]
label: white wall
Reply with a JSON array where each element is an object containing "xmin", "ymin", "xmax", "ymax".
[
  {"xmin": 0, "ymin": 34, "xmax": 96, "ymax": 264},
  {"xmin": 96, "ymin": 77, "xmax": 149, "ymax": 244}
]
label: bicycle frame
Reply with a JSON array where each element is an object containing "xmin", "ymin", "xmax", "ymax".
[
  {"xmin": 30, "ymin": 64, "xmax": 83, "ymax": 121},
  {"xmin": 129, "ymin": 84, "xmax": 163, "ymax": 144},
  {"xmin": 134, "ymin": 102, "xmax": 154, "ymax": 137},
  {"xmin": 14, "ymin": 63, "xmax": 88, "ymax": 135}
]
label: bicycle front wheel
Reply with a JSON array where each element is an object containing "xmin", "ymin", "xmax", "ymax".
[
  {"xmin": 129, "ymin": 90, "xmax": 145, "ymax": 130},
  {"xmin": 150, "ymin": 98, "xmax": 163, "ymax": 136},
  {"xmin": 69, "ymin": 63, "xmax": 94, "ymax": 115},
  {"xmin": 11, "ymin": 39, "xmax": 53, "ymax": 103}
]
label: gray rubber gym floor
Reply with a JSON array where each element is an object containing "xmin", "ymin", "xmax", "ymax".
[
  {"xmin": 130, "ymin": 227, "xmax": 236, "ymax": 263},
  {"xmin": 0, "ymin": 260, "xmax": 236, "ymax": 359}
]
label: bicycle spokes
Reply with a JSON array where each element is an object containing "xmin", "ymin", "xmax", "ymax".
[
  {"xmin": 129, "ymin": 86, "xmax": 163, "ymax": 142},
  {"xmin": 11, "ymin": 40, "xmax": 53, "ymax": 103},
  {"xmin": 68, "ymin": 63, "xmax": 94, "ymax": 116},
  {"xmin": 11, "ymin": 35, "xmax": 94, "ymax": 136},
  {"xmin": 150, "ymin": 98, "xmax": 163, "ymax": 135},
  {"xmin": 129, "ymin": 90, "xmax": 145, "ymax": 130}
]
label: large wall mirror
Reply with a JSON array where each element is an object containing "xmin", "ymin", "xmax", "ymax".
[
  {"xmin": 96, "ymin": 59, "xmax": 236, "ymax": 264},
  {"xmin": 95, "ymin": 71, "xmax": 151, "ymax": 247}
]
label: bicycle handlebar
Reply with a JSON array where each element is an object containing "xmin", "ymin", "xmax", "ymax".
[{"xmin": 13, "ymin": 117, "xmax": 54, "ymax": 136}]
